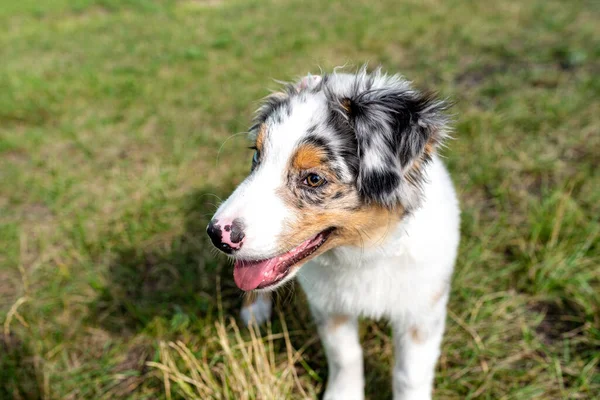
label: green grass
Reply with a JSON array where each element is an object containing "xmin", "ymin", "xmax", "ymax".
[{"xmin": 1, "ymin": 0, "xmax": 598, "ymax": 398}]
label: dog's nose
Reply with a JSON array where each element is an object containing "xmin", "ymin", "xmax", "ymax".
[{"xmin": 206, "ymin": 218, "xmax": 246, "ymax": 254}]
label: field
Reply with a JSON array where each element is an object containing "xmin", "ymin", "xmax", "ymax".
[{"xmin": 1, "ymin": 0, "xmax": 598, "ymax": 399}]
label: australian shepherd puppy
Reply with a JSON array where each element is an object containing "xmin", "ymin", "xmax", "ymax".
[{"xmin": 207, "ymin": 66, "xmax": 460, "ymax": 400}]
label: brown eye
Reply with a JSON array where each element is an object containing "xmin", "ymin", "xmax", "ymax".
[{"xmin": 303, "ymin": 173, "xmax": 326, "ymax": 188}]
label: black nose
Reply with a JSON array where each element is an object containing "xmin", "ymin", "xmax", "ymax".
[{"xmin": 206, "ymin": 219, "xmax": 234, "ymax": 254}]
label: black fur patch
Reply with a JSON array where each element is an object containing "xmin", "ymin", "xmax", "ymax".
[
  {"xmin": 359, "ymin": 169, "xmax": 401, "ymax": 200},
  {"xmin": 326, "ymin": 107, "xmax": 360, "ymax": 178},
  {"xmin": 230, "ymin": 218, "xmax": 246, "ymax": 243}
]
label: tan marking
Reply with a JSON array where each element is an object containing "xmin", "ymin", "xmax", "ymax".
[
  {"xmin": 291, "ymin": 144, "xmax": 327, "ymax": 170},
  {"xmin": 255, "ymin": 124, "xmax": 267, "ymax": 152},
  {"xmin": 341, "ymin": 98, "xmax": 352, "ymax": 113},
  {"xmin": 423, "ymin": 141, "xmax": 435, "ymax": 157},
  {"xmin": 431, "ymin": 284, "xmax": 448, "ymax": 306},
  {"xmin": 411, "ymin": 157, "xmax": 423, "ymax": 173},
  {"xmin": 277, "ymin": 198, "xmax": 404, "ymax": 264},
  {"xmin": 410, "ymin": 326, "xmax": 425, "ymax": 344},
  {"xmin": 408, "ymin": 137, "xmax": 438, "ymax": 179},
  {"xmin": 328, "ymin": 315, "xmax": 350, "ymax": 331}
]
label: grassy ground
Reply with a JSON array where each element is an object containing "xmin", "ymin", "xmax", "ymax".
[{"xmin": 1, "ymin": 0, "xmax": 598, "ymax": 399}]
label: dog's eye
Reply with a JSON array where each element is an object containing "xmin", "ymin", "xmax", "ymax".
[
  {"xmin": 250, "ymin": 147, "xmax": 260, "ymax": 170},
  {"xmin": 303, "ymin": 173, "xmax": 326, "ymax": 188}
]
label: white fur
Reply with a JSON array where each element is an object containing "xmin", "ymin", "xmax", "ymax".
[
  {"xmin": 244, "ymin": 156, "xmax": 459, "ymax": 399},
  {"xmin": 240, "ymin": 294, "xmax": 272, "ymax": 327}
]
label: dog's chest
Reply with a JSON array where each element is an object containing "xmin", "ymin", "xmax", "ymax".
[{"xmin": 296, "ymin": 247, "xmax": 433, "ymax": 320}]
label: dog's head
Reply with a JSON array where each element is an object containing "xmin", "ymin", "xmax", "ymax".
[{"xmin": 207, "ymin": 67, "xmax": 451, "ymax": 291}]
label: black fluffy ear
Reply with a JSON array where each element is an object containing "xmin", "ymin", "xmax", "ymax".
[{"xmin": 337, "ymin": 74, "xmax": 451, "ymax": 210}]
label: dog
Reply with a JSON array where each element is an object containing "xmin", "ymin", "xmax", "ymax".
[{"xmin": 206, "ymin": 66, "xmax": 460, "ymax": 400}]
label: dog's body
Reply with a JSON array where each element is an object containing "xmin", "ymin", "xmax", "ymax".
[{"xmin": 208, "ymin": 67, "xmax": 460, "ymax": 400}]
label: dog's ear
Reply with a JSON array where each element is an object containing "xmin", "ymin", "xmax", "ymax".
[{"xmin": 338, "ymin": 82, "xmax": 451, "ymax": 210}]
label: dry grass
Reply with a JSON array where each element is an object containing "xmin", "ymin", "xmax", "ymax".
[{"xmin": 149, "ymin": 314, "xmax": 319, "ymax": 400}]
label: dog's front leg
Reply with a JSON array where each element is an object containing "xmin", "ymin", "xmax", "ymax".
[
  {"xmin": 391, "ymin": 308, "xmax": 447, "ymax": 400},
  {"xmin": 313, "ymin": 310, "xmax": 364, "ymax": 400},
  {"xmin": 240, "ymin": 292, "xmax": 272, "ymax": 327}
]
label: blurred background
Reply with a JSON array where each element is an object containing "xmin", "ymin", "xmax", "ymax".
[{"xmin": 1, "ymin": 0, "xmax": 598, "ymax": 399}]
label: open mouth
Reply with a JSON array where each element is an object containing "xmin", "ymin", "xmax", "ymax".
[{"xmin": 233, "ymin": 228, "xmax": 336, "ymax": 291}]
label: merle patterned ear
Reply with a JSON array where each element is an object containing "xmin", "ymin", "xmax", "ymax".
[{"xmin": 342, "ymin": 85, "xmax": 450, "ymax": 210}]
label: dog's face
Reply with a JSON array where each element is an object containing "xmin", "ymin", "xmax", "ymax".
[{"xmin": 207, "ymin": 68, "xmax": 450, "ymax": 291}]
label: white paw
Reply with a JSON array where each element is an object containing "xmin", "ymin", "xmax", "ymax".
[
  {"xmin": 240, "ymin": 295, "xmax": 272, "ymax": 327},
  {"xmin": 323, "ymin": 387, "xmax": 364, "ymax": 400},
  {"xmin": 393, "ymin": 386, "xmax": 432, "ymax": 400},
  {"xmin": 323, "ymin": 375, "xmax": 364, "ymax": 400}
]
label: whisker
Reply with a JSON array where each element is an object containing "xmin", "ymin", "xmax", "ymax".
[
  {"xmin": 216, "ymin": 131, "xmax": 249, "ymax": 166},
  {"xmin": 197, "ymin": 192, "xmax": 224, "ymax": 202},
  {"xmin": 207, "ymin": 202, "xmax": 221, "ymax": 210},
  {"xmin": 355, "ymin": 227, "xmax": 366, "ymax": 264}
]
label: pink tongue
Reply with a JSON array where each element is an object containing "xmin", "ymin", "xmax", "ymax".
[
  {"xmin": 233, "ymin": 258, "xmax": 279, "ymax": 291},
  {"xmin": 232, "ymin": 233, "xmax": 325, "ymax": 291}
]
